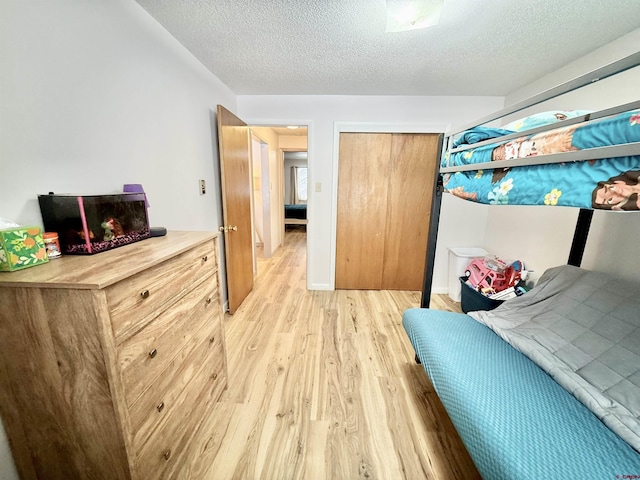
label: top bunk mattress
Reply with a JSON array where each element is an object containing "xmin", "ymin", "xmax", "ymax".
[{"xmin": 441, "ymin": 109, "xmax": 640, "ymax": 210}]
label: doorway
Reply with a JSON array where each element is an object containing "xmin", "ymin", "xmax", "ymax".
[
  {"xmin": 248, "ymin": 124, "xmax": 309, "ymax": 279},
  {"xmin": 283, "ymin": 151, "xmax": 308, "ymax": 232},
  {"xmin": 250, "ymin": 132, "xmax": 271, "ymax": 265}
]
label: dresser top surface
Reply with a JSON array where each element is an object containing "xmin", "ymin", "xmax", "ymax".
[{"xmin": 0, "ymin": 231, "xmax": 218, "ymax": 289}]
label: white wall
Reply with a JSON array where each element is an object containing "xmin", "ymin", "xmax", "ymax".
[
  {"xmin": 483, "ymin": 29, "xmax": 640, "ymax": 284},
  {"xmin": 251, "ymin": 135, "xmax": 264, "ymax": 247},
  {"xmin": 503, "ymin": 29, "xmax": 640, "ymax": 109},
  {"xmin": 0, "ymin": 0, "xmax": 237, "ymax": 477},
  {"xmin": 237, "ymin": 95, "xmax": 502, "ymax": 290},
  {"xmin": 0, "ymin": 420, "xmax": 17, "ymax": 480},
  {"xmin": 1, "ymin": 0, "xmax": 235, "ymax": 230},
  {"xmin": 250, "ymin": 126, "xmax": 285, "ymax": 255}
]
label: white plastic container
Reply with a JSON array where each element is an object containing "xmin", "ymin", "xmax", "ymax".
[{"xmin": 447, "ymin": 247, "xmax": 488, "ymax": 302}]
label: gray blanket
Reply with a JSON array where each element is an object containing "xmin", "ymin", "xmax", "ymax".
[{"xmin": 470, "ymin": 265, "xmax": 640, "ymax": 452}]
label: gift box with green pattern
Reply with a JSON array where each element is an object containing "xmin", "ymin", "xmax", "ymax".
[{"xmin": 0, "ymin": 226, "xmax": 49, "ymax": 272}]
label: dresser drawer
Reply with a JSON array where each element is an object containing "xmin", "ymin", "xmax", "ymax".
[
  {"xmin": 118, "ymin": 276, "xmax": 220, "ymax": 408},
  {"xmin": 106, "ymin": 240, "xmax": 217, "ymax": 340},
  {"xmin": 134, "ymin": 336, "xmax": 227, "ymax": 480},
  {"xmin": 129, "ymin": 316, "xmax": 224, "ymax": 448}
]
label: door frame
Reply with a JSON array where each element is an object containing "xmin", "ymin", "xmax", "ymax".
[
  {"xmin": 250, "ymin": 131, "xmax": 272, "ymax": 261},
  {"xmin": 243, "ymin": 119, "xmax": 313, "ymax": 289},
  {"xmin": 281, "ymin": 148, "xmax": 308, "ymax": 240},
  {"xmin": 330, "ymin": 122, "xmax": 450, "ymax": 290}
]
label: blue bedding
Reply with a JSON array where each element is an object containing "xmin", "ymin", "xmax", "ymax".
[
  {"xmin": 452, "ymin": 127, "xmax": 515, "ymax": 147},
  {"xmin": 442, "ymin": 110, "xmax": 640, "ymax": 210},
  {"xmin": 402, "ymin": 308, "xmax": 640, "ymax": 479},
  {"xmin": 284, "ymin": 204, "xmax": 307, "ymax": 220}
]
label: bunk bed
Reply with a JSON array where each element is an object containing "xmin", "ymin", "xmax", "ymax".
[{"xmin": 403, "ymin": 52, "xmax": 640, "ymax": 479}]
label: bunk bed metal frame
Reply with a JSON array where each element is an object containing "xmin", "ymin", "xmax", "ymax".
[{"xmin": 421, "ymin": 51, "xmax": 640, "ymax": 307}]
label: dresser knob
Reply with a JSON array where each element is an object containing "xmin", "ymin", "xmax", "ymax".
[
  {"xmin": 206, "ymin": 297, "xmax": 212, "ymax": 305},
  {"xmin": 149, "ymin": 348, "xmax": 158, "ymax": 359},
  {"xmin": 140, "ymin": 289, "xmax": 150, "ymax": 299},
  {"xmin": 202, "ymin": 255, "xmax": 208, "ymax": 262},
  {"xmin": 163, "ymin": 449, "xmax": 171, "ymax": 461},
  {"xmin": 209, "ymin": 336, "xmax": 215, "ymax": 343},
  {"xmin": 212, "ymin": 373, "xmax": 218, "ymax": 380},
  {"xmin": 157, "ymin": 401, "xmax": 165, "ymax": 413}
]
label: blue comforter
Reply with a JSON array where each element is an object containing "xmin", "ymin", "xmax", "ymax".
[{"xmin": 442, "ymin": 110, "xmax": 640, "ymax": 209}]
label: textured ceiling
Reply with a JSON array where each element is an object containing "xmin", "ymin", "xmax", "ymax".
[{"xmin": 134, "ymin": 0, "xmax": 640, "ymax": 96}]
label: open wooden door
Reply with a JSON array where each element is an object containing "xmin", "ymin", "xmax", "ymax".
[{"xmin": 217, "ymin": 105, "xmax": 254, "ymax": 313}]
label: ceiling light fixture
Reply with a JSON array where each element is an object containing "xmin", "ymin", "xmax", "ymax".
[{"xmin": 385, "ymin": 0, "xmax": 443, "ymax": 32}]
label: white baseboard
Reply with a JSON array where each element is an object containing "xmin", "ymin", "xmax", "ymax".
[
  {"xmin": 305, "ymin": 284, "xmax": 449, "ymax": 293},
  {"xmin": 431, "ymin": 287, "xmax": 448, "ymax": 295}
]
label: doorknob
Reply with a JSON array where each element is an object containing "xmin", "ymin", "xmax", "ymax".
[
  {"xmin": 229, "ymin": 225, "xmax": 238, "ymax": 231},
  {"xmin": 218, "ymin": 225, "xmax": 237, "ymax": 232},
  {"xmin": 218, "ymin": 226, "xmax": 228, "ymax": 232}
]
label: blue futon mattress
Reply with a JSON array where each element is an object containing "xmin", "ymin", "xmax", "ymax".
[{"xmin": 402, "ymin": 308, "xmax": 640, "ymax": 479}]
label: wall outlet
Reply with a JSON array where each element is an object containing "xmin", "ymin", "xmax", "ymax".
[
  {"xmin": 199, "ymin": 179, "xmax": 206, "ymax": 195},
  {"xmin": 315, "ymin": 182, "xmax": 322, "ymax": 192}
]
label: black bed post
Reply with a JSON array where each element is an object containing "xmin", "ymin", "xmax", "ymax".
[
  {"xmin": 421, "ymin": 134, "xmax": 445, "ymax": 308},
  {"xmin": 568, "ymin": 208, "xmax": 593, "ymax": 267}
]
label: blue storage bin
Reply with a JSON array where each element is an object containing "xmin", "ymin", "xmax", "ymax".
[{"xmin": 459, "ymin": 276, "xmax": 504, "ymax": 313}]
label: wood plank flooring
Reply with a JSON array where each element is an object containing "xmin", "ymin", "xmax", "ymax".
[{"xmin": 197, "ymin": 230, "xmax": 480, "ymax": 479}]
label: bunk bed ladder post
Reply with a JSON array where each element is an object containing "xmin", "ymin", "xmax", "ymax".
[
  {"xmin": 568, "ymin": 208, "xmax": 593, "ymax": 267},
  {"xmin": 421, "ymin": 134, "xmax": 445, "ymax": 308}
]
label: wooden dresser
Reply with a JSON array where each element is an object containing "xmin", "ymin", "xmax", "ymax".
[{"xmin": 0, "ymin": 231, "xmax": 227, "ymax": 479}]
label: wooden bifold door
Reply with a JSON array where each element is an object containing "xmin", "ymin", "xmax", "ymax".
[{"xmin": 335, "ymin": 132, "xmax": 439, "ymax": 290}]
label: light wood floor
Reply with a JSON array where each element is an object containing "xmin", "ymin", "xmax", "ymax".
[{"xmin": 198, "ymin": 230, "xmax": 480, "ymax": 479}]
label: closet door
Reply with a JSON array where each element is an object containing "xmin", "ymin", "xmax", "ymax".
[
  {"xmin": 335, "ymin": 132, "xmax": 439, "ymax": 290},
  {"xmin": 382, "ymin": 134, "xmax": 438, "ymax": 289},
  {"xmin": 336, "ymin": 133, "xmax": 391, "ymax": 289}
]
